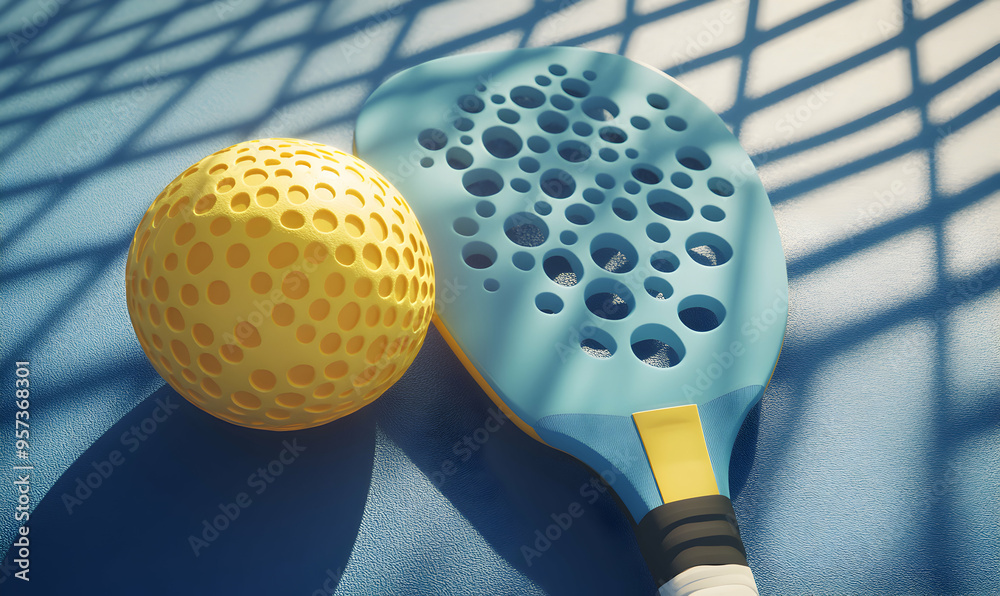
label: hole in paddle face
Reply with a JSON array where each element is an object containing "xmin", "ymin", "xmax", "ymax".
[
  {"xmin": 561, "ymin": 78, "xmax": 590, "ymax": 97},
  {"xmin": 476, "ymin": 201, "xmax": 495, "ymax": 217},
  {"xmin": 644, "ymin": 277, "xmax": 673, "ymax": 300},
  {"xmin": 677, "ymin": 146, "xmax": 711, "ymax": 170},
  {"xmin": 498, "ymin": 108, "xmax": 519, "ymax": 124},
  {"xmin": 543, "ymin": 249, "xmax": 583, "ymax": 287},
  {"xmin": 462, "ymin": 242, "xmax": 496, "ymax": 269},
  {"xmin": 583, "ymin": 189, "xmax": 604, "ymax": 204},
  {"xmin": 632, "ymin": 339, "xmax": 681, "ymax": 368},
  {"xmin": 678, "ymin": 295, "xmax": 726, "ymax": 332},
  {"xmin": 580, "ymin": 327, "xmax": 617, "ymax": 359},
  {"xmin": 599, "ymin": 126, "xmax": 627, "ymax": 144},
  {"xmin": 572, "ymin": 121, "xmax": 592, "ymax": 136},
  {"xmin": 648, "ymin": 189, "xmax": 693, "ymax": 221},
  {"xmin": 482, "ymin": 126, "xmax": 522, "ymax": 159},
  {"xmin": 535, "ymin": 292, "xmax": 563, "ymax": 314},
  {"xmin": 528, "ymin": 135, "xmax": 550, "ymax": 153},
  {"xmin": 540, "ymin": 169, "xmax": 576, "ymax": 199},
  {"xmin": 453, "ymin": 217, "xmax": 478, "ymax": 236},
  {"xmin": 458, "ymin": 95, "xmax": 484, "ymax": 113},
  {"xmin": 613, "ymin": 198, "xmax": 637, "ymax": 221},
  {"xmin": 510, "ymin": 86, "xmax": 545, "ymax": 108},
  {"xmin": 647, "ymin": 93, "xmax": 669, "ymax": 109},
  {"xmin": 671, "ymin": 172, "xmax": 692, "ymax": 189},
  {"xmin": 701, "ymin": 205, "xmax": 725, "ymax": 221},
  {"xmin": 590, "ymin": 233, "xmax": 638, "ymax": 274},
  {"xmin": 565, "ymin": 204, "xmax": 594, "ymax": 225},
  {"xmin": 585, "ymin": 278, "xmax": 635, "ymax": 321},
  {"xmin": 446, "ymin": 147, "xmax": 473, "ymax": 170},
  {"xmin": 504, "ymin": 212, "xmax": 548, "ymax": 247},
  {"xmin": 582, "ymin": 96, "xmax": 619, "ymax": 121},
  {"xmin": 631, "ymin": 164, "xmax": 662, "ymax": 184},
  {"xmin": 646, "ymin": 223, "xmax": 669, "ymax": 243},
  {"xmin": 520, "ymin": 157, "xmax": 540, "ymax": 173},
  {"xmin": 551, "ymin": 95, "xmax": 573, "ymax": 111},
  {"xmin": 558, "ymin": 140, "xmax": 591, "ymax": 162},
  {"xmin": 631, "ymin": 324, "xmax": 684, "ymax": 368},
  {"xmin": 708, "ymin": 177, "xmax": 734, "ymax": 196},
  {"xmin": 463, "ymin": 169, "xmax": 504, "ymax": 197},
  {"xmin": 538, "ymin": 111, "xmax": 568, "ymax": 133},
  {"xmin": 650, "ymin": 251, "xmax": 680, "ymax": 273},
  {"xmin": 513, "ymin": 251, "xmax": 534, "ymax": 271},
  {"xmin": 665, "ymin": 116, "xmax": 687, "ymax": 131},
  {"xmin": 418, "ymin": 128, "xmax": 447, "ymax": 150},
  {"xmin": 686, "ymin": 232, "xmax": 733, "ymax": 266}
]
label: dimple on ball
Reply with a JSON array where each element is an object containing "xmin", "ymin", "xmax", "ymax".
[{"xmin": 125, "ymin": 139, "xmax": 435, "ymax": 431}]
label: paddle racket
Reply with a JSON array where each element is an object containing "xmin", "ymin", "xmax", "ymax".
[{"xmin": 354, "ymin": 47, "xmax": 786, "ymax": 595}]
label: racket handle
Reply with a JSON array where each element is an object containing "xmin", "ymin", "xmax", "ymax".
[
  {"xmin": 637, "ymin": 495, "xmax": 759, "ymax": 596},
  {"xmin": 657, "ymin": 565, "xmax": 758, "ymax": 595}
]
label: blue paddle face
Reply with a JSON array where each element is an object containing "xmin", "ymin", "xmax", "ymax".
[{"xmin": 355, "ymin": 47, "xmax": 786, "ymax": 519}]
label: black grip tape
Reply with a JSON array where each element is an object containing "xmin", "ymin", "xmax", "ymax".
[{"xmin": 636, "ymin": 494, "xmax": 749, "ymax": 585}]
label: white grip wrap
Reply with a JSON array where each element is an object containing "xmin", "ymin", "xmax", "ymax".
[{"xmin": 659, "ymin": 564, "xmax": 759, "ymax": 596}]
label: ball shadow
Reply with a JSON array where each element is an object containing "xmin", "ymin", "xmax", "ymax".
[{"xmin": 2, "ymin": 384, "xmax": 376, "ymax": 595}]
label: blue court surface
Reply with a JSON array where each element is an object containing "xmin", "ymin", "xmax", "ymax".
[{"xmin": 1, "ymin": 1, "xmax": 998, "ymax": 594}]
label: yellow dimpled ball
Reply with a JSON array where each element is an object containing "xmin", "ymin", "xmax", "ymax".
[{"xmin": 125, "ymin": 138, "xmax": 435, "ymax": 431}]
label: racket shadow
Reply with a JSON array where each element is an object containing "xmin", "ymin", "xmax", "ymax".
[
  {"xmin": 374, "ymin": 327, "xmax": 657, "ymax": 595},
  {"xmin": 0, "ymin": 384, "xmax": 376, "ymax": 595},
  {"xmin": 728, "ymin": 401, "xmax": 763, "ymax": 502}
]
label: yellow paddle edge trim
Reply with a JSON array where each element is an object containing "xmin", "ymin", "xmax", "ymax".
[{"xmin": 432, "ymin": 314, "xmax": 546, "ymax": 445}]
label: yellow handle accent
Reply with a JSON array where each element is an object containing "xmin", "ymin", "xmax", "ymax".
[{"xmin": 633, "ymin": 405, "xmax": 719, "ymax": 503}]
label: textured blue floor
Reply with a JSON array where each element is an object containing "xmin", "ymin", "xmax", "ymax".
[{"xmin": 1, "ymin": 1, "xmax": 998, "ymax": 594}]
